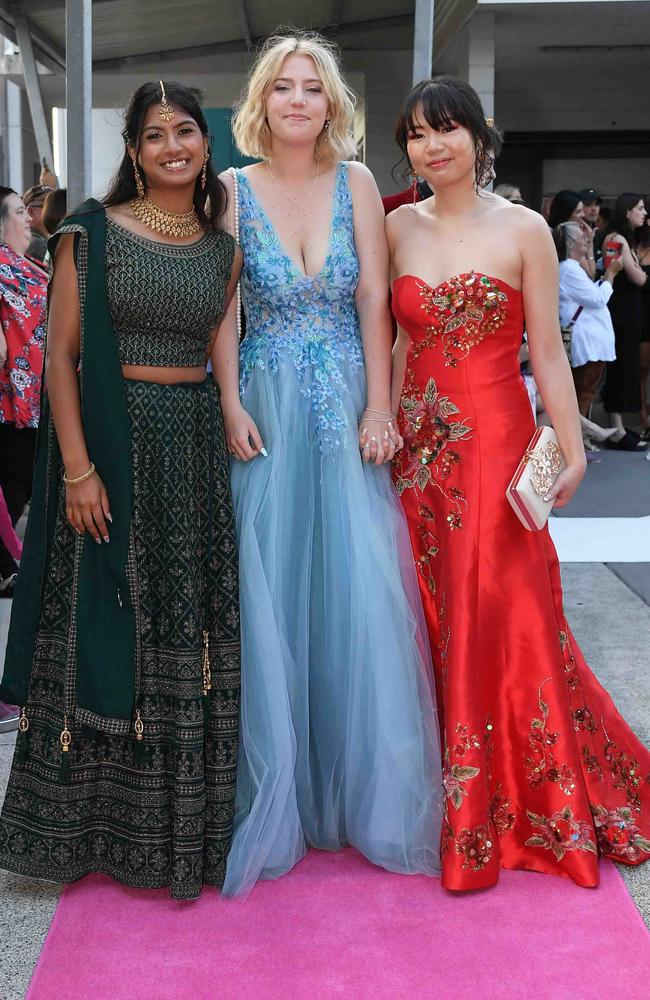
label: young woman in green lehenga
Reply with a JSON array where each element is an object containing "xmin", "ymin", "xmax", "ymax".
[{"xmin": 0, "ymin": 82, "xmax": 242, "ymax": 899}]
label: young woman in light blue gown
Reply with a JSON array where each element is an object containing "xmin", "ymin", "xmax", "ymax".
[{"xmin": 215, "ymin": 32, "xmax": 443, "ymax": 898}]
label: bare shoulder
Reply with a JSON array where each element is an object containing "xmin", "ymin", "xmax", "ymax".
[
  {"xmin": 105, "ymin": 202, "xmax": 131, "ymax": 225},
  {"xmin": 512, "ymin": 203, "xmax": 551, "ymax": 235},
  {"xmin": 385, "ymin": 203, "xmax": 413, "ymax": 234},
  {"xmin": 346, "ymin": 160, "xmax": 379, "ymax": 197},
  {"xmin": 218, "ymin": 168, "xmax": 235, "ymax": 196},
  {"xmin": 346, "ymin": 160, "xmax": 375, "ymax": 183},
  {"xmin": 489, "ymin": 200, "xmax": 554, "ymax": 251},
  {"xmin": 52, "ymin": 231, "xmax": 76, "ymax": 260}
]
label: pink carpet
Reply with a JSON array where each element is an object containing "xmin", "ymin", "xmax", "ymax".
[{"xmin": 27, "ymin": 849, "xmax": 650, "ymax": 1000}]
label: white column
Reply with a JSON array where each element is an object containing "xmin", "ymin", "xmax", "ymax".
[
  {"xmin": 412, "ymin": 0, "xmax": 435, "ymax": 85},
  {"xmin": 457, "ymin": 11, "xmax": 495, "ymax": 121},
  {"xmin": 14, "ymin": 15, "xmax": 54, "ymax": 168},
  {"xmin": 6, "ymin": 79, "xmax": 23, "ymax": 192},
  {"xmin": 66, "ymin": 0, "xmax": 92, "ymax": 209}
]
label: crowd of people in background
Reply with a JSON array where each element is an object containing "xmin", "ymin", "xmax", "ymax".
[
  {"xmin": 0, "ymin": 170, "xmax": 66, "ymax": 730},
  {"xmin": 497, "ymin": 184, "xmax": 649, "ymax": 458}
]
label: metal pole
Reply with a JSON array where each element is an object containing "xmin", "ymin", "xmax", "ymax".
[
  {"xmin": 237, "ymin": 0, "xmax": 252, "ymax": 49},
  {"xmin": 66, "ymin": 0, "xmax": 92, "ymax": 208},
  {"xmin": 412, "ymin": 0, "xmax": 435, "ymax": 85},
  {"xmin": 14, "ymin": 15, "xmax": 54, "ymax": 168}
]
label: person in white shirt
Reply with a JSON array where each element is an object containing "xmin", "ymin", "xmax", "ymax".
[{"xmin": 555, "ymin": 221, "xmax": 622, "ymax": 424}]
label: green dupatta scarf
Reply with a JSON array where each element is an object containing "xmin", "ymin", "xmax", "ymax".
[{"xmin": 0, "ymin": 200, "xmax": 137, "ymax": 735}]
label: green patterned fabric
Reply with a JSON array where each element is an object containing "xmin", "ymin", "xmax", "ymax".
[
  {"xmin": 0, "ymin": 202, "xmax": 137, "ymax": 728},
  {"xmin": 0, "ymin": 216, "xmax": 241, "ymax": 898},
  {"xmin": 105, "ymin": 219, "xmax": 233, "ymax": 367}
]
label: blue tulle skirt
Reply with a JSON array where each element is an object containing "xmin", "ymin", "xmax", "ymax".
[{"xmin": 223, "ymin": 354, "xmax": 444, "ymax": 898}]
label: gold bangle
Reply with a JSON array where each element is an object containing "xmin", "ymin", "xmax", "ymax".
[{"xmin": 63, "ymin": 462, "xmax": 96, "ymax": 486}]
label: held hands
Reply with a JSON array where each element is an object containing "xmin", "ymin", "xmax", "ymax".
[
  {"xmin": 543, "ymin": 462, "xmax": 586, "ymax": 509},
  {"xmin": 358, "ymin": 409, "xmax": 403, "ymax": 466},
  {"xmin": 223, "ymin": 402, "xmax": 267, "ymax": 462},
  {"xmin": 65, "ymin": 469, "xmax": 112, "ymax": 543}
]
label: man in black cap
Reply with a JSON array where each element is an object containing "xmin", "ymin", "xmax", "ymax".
[{"xmin": 579, "ymin": 188, "xmax": 602, "ymax": 230}]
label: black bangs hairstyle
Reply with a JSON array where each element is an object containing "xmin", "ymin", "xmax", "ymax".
[
  {"xmin": 394, "ymin": 76, "xmax": 502, "ymax": 189},
  {"xmin": 104, "ymin": 81, "xmax": 226, "ymax": 231}
]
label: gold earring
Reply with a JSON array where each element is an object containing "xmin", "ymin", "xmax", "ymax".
[
  {"xmin": 131, "ymin": 156, "xmax": 145, "ymax": 199},
  {"xmin": 324, "ymin": 118, "xmax": 331, "ymax": 131},
  {"xmin": 201, "ymin": 152, "xmax": 208, "ymax": 191}
]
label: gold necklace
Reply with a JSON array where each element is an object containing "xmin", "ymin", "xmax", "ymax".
[
  {"xmin": 130, "ymin": 195, "xmax": 202, "ymax": 239},
  {"xmin": 265, "ymin": 160, "xmax": 320, "ymax": 232}
]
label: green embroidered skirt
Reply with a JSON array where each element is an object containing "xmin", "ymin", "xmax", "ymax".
[{"xmin": 0, "ymin": 378, "xmax": 240, "ymax": 899}]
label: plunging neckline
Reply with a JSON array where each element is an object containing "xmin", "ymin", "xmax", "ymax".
[{"xmin": 238, "ymin": 163, "xmax": 342, "ymax": 281}]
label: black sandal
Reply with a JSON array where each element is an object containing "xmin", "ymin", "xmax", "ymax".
[{"xmin": 606, "ymin": 432, "xmax": 647, "ymax": 451}]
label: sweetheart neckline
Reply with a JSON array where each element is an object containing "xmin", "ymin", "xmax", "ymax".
[{"xmin": 393, "ymin": 271, "xmax": 522, "ymax": 297}]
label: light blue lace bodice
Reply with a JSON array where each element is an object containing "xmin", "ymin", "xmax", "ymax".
[{"xmin": 237, "ymin": 161, "xmax": 364, "ymax": 451}]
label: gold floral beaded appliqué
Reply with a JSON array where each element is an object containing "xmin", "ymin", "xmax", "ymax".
[
  {"xmin": 525, "ymin": 680, "xmax": 577, "ymax": 796},
  {"xmin": 416, "ymin": 272, "xmax": 509, "ymax": 367},
  {"xmin": 393, "ymin": 377, "xmax": 472, "ymax": 531},
  {"xmin": 525, "ymin": 807, "xmax": 597, "ymax": 861}
]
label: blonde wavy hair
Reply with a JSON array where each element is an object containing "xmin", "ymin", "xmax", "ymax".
[{"xmin": 232, "ymin": 30, "xmax": 357, "ymax": 162}]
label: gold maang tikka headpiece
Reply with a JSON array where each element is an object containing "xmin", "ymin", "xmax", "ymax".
[{"xmin": 158, "ymin": 81, "xmax": 175, "ymax": 123}]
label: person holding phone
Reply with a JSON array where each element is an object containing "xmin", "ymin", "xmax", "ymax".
[
  {"xmin": 554, "ymin": 221, "xmax": 622, "ymax": 440},
  {"xmin": 600, "ymin": 194, "xmax": 648, "ymax": 449}
]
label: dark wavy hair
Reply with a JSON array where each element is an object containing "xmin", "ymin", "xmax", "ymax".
[
  {"xmin": 636, "ymin": 218, "xmax": 650, "ymax": 251},
  {"xmin": 601, "ymin": 192, "xmax": 645, "ymax": 247},
  {"xmin": 547, "ymin": 190, "xmax": 582, "ymax": 229},
  {"xmin": 42, "ymin": 188, "xmax": 67, "ymax": 235},
  {"xmin": 104, "ymin": 81, "xmax": 226, "ymax": 231},
  {"xmin": 394, "ymin": 76, "xmax": 502, "ymax": 189}
]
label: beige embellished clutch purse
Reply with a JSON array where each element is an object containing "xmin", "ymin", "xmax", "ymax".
[{"xmin": 506, "ymin": 426, "xmax": 566, "ymax": 531}]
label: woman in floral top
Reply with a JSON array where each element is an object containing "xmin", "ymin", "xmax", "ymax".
[{"xmin": 0, "ymin": 186, "xmax": 47, "ymax": 597}]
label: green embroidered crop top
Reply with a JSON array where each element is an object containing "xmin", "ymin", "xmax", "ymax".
[{"xmin": 105, "ymin": 219, "xmax": 235, "ymax": 367}]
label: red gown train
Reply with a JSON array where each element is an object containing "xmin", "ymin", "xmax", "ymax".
[{"xmin": 392, "ymin": 271, "xmax": 650, "ymax": 890}]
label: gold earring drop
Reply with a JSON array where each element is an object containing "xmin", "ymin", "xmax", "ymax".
[
  {"xmin": 131, "ymin": 156, "xmax": 145, "ymax": 199},
  {"xmin": 201, "ymin": 152, "xmax": 208, "ymax": 191}
]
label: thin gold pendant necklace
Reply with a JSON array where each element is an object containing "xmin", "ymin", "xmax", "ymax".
[
  {"xmin": 130, "ymin": 195, "xmax": 202, "ymax": 239},
  {"xmin": 265, "ymin": 160, "xmax": 320, "ymax": 232}
]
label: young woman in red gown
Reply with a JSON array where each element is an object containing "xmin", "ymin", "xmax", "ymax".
[{"xmin": 387, "ymin": 76, "xmax": 650, "ymax": 891}]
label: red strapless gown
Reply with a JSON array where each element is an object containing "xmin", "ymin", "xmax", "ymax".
[{"xmin": 392, "ymin": 271, "xmax": 650, "ymax": 890}]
